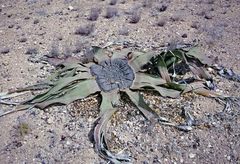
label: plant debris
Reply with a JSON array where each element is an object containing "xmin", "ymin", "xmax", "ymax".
[{"xmin": 213, "ymin": 65, "xmax": 240, "ymax": 82}]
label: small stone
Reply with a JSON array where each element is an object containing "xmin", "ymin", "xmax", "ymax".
[
  {"xmin": 87, "ymin": 117, "xmax": 93, "ymax": 122},
  {"xmin": 182, "ymin": 33, "xmax": 187, "ymax": 38},
  {"xmin": 68, "ymin": 6, "xmax": 74, "ymax": 11},
  {"xmin": 57, "ymin": 35, "xmax": 63, "ymax": 40},
  {"xmin": 8, "ymin": 24, "xmax": 14, "ymax": 28},
  {"xmin": 189, "ymin": 153, "xmax": 196, "ymax": 159},
  {"xmin": 24, "ymin": 16, "xmax": 30, "ymax": 20},
  {"xmin": 227, "ymin": 156, "xmax": 231, "ymax": 161},
  {"xmin": 47, "ymin": 117, "xmax": 54, "ymax": 124},
  {"xmin": 204, "ymin": 13, "xmax": 213, "ymax": 19},
  {"xmin": 33, "ymin": 19, "xmax": 39, "ymax": 24},
  {"xmin": 207, "ymin": 143, "xmax": 213, "ymax": 148},
  {"xmin": 66, "ymin": 140, "xmax": 71, "ymax": 145},
  {"xmin": 18, "ymin": 37, "xmax": 27, "ymax": 43},
  {"xmin": 180, "ymin": 158, "xmax": 184, "ymax": 163}
]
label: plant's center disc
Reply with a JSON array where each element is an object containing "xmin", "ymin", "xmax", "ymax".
[{"xmin": 90, "ymin": 58, "xmax": 135, "ymax": 92}]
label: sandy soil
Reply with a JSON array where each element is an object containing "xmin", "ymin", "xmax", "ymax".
[{"xmin": 0, "ymin": 0, "xmax": 239, "ymax": 163}]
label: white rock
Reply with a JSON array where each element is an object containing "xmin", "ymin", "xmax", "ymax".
[
  {"xmin": 68, "ymin": 6, "xmax": 74, "ymax": 11},
  {"xmin": 189, "ymin": 153, "xmax": 196, "ymax": 159},
  {"xmin": 227, "ymin": 156, "xmax": 231, "ymax": 161},
  {"xmin": 47, "ymin": 117, "xmax": 54, "ymax": 124}
]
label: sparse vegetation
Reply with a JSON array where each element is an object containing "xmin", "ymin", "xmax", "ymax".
[
  {"xmin": 63, "ymin": 45, "xmax": 72, "ymax": 57},
  {"xmin": 191, "ymin": 21, "xmax": 200, "ymax": 29},
  {"xmin": 75, "ymin": 24, "xmax": 95, "ymax": 36},
  {"xmin": 142, "ymin": 0, "xmax": 152, "ymax": 8},
  {"xmin": 109, "ymin": 0, "xmax": 117, "ymax": 5},
  {"xmin": 25, "ymin": 48, "xmax": 38, "ymax": 54},
  {"xmin": 49, "ymin": 41, "xmax": 60, "ymax": 57},
  {"xmin": 88, "ymin": 8, "xmax": 101, "ymax": 21},
  {"xmin": 156, "ymin": 4, "xmax": 168, "ymax": 12},
  {"xmin": 33, "ymin": 19, "xmax": 39, "ymax": 24},
  {"xmin": 129, "ymin": 11, "xmax": 141, "ymax": 23},
  {"xmin": 18, "ymin": 122, "xmax": 30, "ymax": 137},
  {"xmin": 105, "ymin": 7, "xmax": 118, "ymax": 18},
  {"xmin": 119, "ymin": 0, "xmax": 125, "ymax": 4},
  {"xmin": 171, "ymin": 14, "xmax": 181, "ymax": 21},
  {"xmin": 73, "ymin": 40, "xmax": 84, "ymax": 54},
  {"xmin": 118, "ymin": 26, "xmax": 129, "ymax": 36},
  {"xmin": 204, "ymin": 12, "xmax": 214, "ymax": 19},
  {"xmin": 156, "ymin": 18, "xmax": 166, "ymax": 27},
  {"xmin": 1, "ymin": 1, "xmax": 240, "ymax": 164}
]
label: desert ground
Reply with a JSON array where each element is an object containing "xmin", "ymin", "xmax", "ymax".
[{"xmin": 0, "ymin": 0, "xmax": 239, "ymax": 163}]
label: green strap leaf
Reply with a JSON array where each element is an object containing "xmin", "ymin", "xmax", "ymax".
[
  {"xmin": 125, "ymin": 89, "xmax": 196, "ymax": 131},
  {"xmin": 0, "ymin": 105, "xmax": 34, "ymax": 117},
  {"xmin": 159, "ymin": 50, "xmax": 185, "ymax": 65},
  {"xmin": 93, "ymin": 105, "xmax": 131, "ymax": 163},
  {"xmin": 131, "ymin": 82, "xmax": 181, "ymax": 98},
  {"xmin": 33, "ymin": 79, "xmax": 100, "ymax": 109},
  {"xmin": 99, "ymin": 91, "xmax": 120, "ymax": 114},
  {"xmin": 185, "ymin": 46, "xmax": 212, "ymax": 65},
  {"xmin": 111, "ymin": 48, "xmax": 130, "ymax": 60},
  {"xmin": 125, "ymin": 89, "xmax": 159, "ymax": 122},
  {"xmin": 152, "ymin": 85, "xmax": 181, "ymax": 98},
  {"xmin": 44, "ymin": 62, "xmax": 89, "ymax": 84},
  {"xmin": 188, "ymin": 62, "xmax": 211, "ymax": 80},
  {"xmin": 58, "ymin": 62, "xmax": 89, "ymax": 73},
  {"xmin": 31, "ymin": 72, "xmax": 93, "ymax": 103},
  {"xmin": 128, "ymin": 51, "xmax": 155, "ymax": 72},
  {"xmin": 163, "ymin": 82, "xmax": 187, "ymax": 91},
  {"xmin": 156, "ymin": 55, "xmax": 171, "ymax": 82},
  {"xmin": 92, "ymin": 46, "xmax": 111, "ymax": 63},
  {"xmin": 132, "ymin": 72, "xmax": 166, "ymax": 87}
]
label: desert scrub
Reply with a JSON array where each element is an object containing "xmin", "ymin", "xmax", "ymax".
[
  {"xmin": 49, "ymin": 41, "xmax": 60, "ymax": 57},
  {"xmin": 109, "ymin": 0, "xmax": 117, "ymax": 5},
  {"xmin": 25, "ymin": 48, "xmax": 38, "ymax": 55},
  {"xmin": 142, "ymin": 0, "xmax": 152, "ymax": 8},
  {"xmin": 129, "ymin": 11, "xmax": 141, "ymax": 23},
  {"xmin": 74, "ymin": 24, "xmax": 95, "ymax": 36},
  {"xmin": 118, "ymin": 26, "xmax": 129, "ymax": 36},
  {"xmin": 88, "ymin": 8, "xmax": 101, "ymax": 21},
  {"xmin": 156, "ymin": 18, "xmax": 166, "ymax": 27},
  {"xmin": 105, "ymin": 7, "xmax": 118, "ymax": 18},
  {"xmin": 17, "ymin": 122, "xmax": 30, "ymax": 137},
  {"xmin": 156, "ymin": 3, "xmax": 168, "ymax": 12}
]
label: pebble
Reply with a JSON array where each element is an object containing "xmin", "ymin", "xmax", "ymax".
[
  {"xmin": 66, "ymin": 140, "xmax": 71, "ymax": 145},
  {"xmin": 189, "ymin": 153, "xmax": 196, "ymax": 159},
  {"xmin": 227, "ymin": 155, "xmax": 231, "ymax": 161},
  {"xmin": 33, "ymin": 19, "xmax": 39, "ymax": 24},
  {"xmin": 87, "ymin": 117, "xmax": 94, "ymax": 122},
  {"xmin": 182, "ymin": 33, "xmax": 187, "ymax": 38},
  {"xmin": 68, "ymin": 6, "xmax": 73, "ymax": 11},
  {"xmin": 205, "ymin": 13, "xmax": 213, "ymax": 19},
  {"xmin": 47, "ymin": 117, "xmax": 54, "ymax": 124},
  {"xmin": 8, "ymin": 24, "xmax": 14, "ymax": 28},
  {"xmin": 180, "ymin": 158, "xmax": 184, "ymax": 163},
  {"xmin": 18, "ymin": 37, "xmax": 27, "ymax": 43}
]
